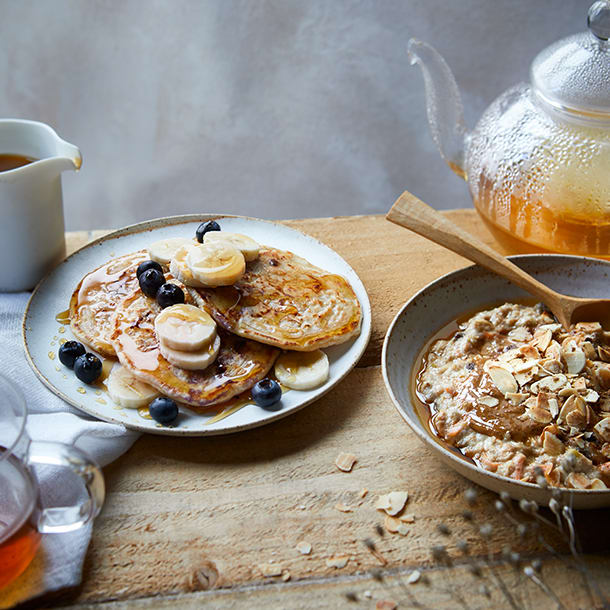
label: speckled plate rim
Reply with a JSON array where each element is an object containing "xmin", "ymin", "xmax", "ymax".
[
  {"xmin": 382, "ymin": 254, "xmax": 610, "ymax": 508},
  {"xmin": 22, "ymin": 214, "xmax": 372, "ymax": 436}
]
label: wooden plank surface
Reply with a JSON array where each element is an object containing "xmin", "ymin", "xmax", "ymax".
[{"xmin": 52, "ymin": 212, "xmax": 609, "ymax": 609}]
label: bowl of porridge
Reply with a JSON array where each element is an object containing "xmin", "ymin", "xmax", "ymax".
[{"xmin": 382, "ymin": 254, "xmax": 610, "ymax": 509}]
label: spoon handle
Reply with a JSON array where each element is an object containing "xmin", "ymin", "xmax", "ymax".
[{"xmin": 386, "ymin": 190, "xmax": 560, "ymax": 306}]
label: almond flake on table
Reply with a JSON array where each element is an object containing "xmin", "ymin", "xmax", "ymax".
[
  {"xmin": 281, "ymin": 570, "xmax": 291, "ymax": 582},
  {"xmin": 296, "ymin": 541, "xmax": 312, "ymax": 555},
  {"xmin": 376, "ymin": 600, "xmax": 398, "ymax": 610},
  {"xmin": 325, "ymin": 555, "xmax": 349, "ymax": 569},
  {"xmin": 335, "ymin": 452, "xmax": 357, "ymax": 472},
  {"xmin": 384, "ymin": 515, "xmax": 409, "ymax": 536},
  {"xmin": 335, "ymin": 502, "xmax": 353, "ymax": 513},
  {"xmin": 376, "ymin": 491, "xmax": 408, "ymax": 516},
  {"xmin": 259, "ymin": 563, "xmax": 283, "ymax": 577},
  {"xmin": 408, "ymin": 569, "xmax": 422, "ymax": 584}
]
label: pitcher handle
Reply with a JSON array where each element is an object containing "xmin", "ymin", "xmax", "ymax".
[{"xmin": 27, "ymin": 441, "xmax": 105, "ymax": 534}]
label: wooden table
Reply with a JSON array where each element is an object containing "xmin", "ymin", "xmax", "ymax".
[{"xmin": 53, "ymin": 211, "xmax": 610, "ymax": 609}]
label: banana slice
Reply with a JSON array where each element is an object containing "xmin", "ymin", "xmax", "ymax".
[
  {"xmin": 186, "ymin": 242, "xmax": 245, "ymax": 287},
  {"xmin": 154, "ymin": 304, "xmax": 216, "ymax": 352},
  {"xmin": 169, "ymin": 244, "xmax": 206, "ymax": 287},
  {"xmin": 159, "ymin": 333, "xmax": 221, "ymax": 370},
  {"xmin": 204, "ymin": 232, "xmax": 260, "ymax": 262},
  {"xmin": 274, "ymin": 350, "xmax": 329, "ymax": 390},
  {"xmin": 107, "ymin": 363, "xmax": 160, "ymax": 408},
  {"xmin": 148, "ymin": 237, "xmax": 193, "ymax": 265}
]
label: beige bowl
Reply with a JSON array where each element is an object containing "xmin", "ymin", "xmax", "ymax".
[{"xmin": 382, "ymin": 254, "xmax": 610, "ymax": 510}]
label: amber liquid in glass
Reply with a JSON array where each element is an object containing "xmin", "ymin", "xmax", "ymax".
[{"xmin": 0, "ymin": 454, "xmax": 41, "ymax": 590}]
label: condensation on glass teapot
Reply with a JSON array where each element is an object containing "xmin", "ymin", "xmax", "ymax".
[{"xmin": 409, "ymin": 1, "xmax": 610, "ymax": 257}]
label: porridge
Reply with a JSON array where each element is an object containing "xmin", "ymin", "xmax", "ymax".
[{"xmin": 416, "ymin": 303, "xmax": 610, "ymax": 489}]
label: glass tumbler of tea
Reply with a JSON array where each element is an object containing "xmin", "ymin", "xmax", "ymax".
[{"xmin": 0, "ymin": 374, "xmax": 105, "ymax": 590}]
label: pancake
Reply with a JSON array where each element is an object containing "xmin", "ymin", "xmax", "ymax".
[
  {"xmin": 70, "ymin": 251, "xmax": 148, "ymax": 358},
  {"xmin": 110, "ymin": 285, "xmax": 279, "ymax": 408},
  {"xmin": 191, "ymin": 247, "xmax": 362, "ymax": 351}
]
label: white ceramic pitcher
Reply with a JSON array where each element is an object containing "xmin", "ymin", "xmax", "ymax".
[{"xmin": 0, "ymin": 119, "xmax": 81, "ymax": 291}]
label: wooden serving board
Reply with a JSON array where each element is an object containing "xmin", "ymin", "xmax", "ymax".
[{"xmin": 45, "ymin": 212, "xmax": 610, "ymax": 608}]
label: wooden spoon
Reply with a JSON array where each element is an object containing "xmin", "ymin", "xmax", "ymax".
[{"xmin": 386, "ymin": 190, "xmax": 610, "ymax": 328}]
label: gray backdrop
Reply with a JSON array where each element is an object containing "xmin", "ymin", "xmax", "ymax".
[{"xmin": 0, "ymin": 1, "xmax": 588, "ymax": 230}]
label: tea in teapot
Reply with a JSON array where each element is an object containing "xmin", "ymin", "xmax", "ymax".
[{"xmin": 410, "ymin": 1, "xmax": 610, "ymax": 257}]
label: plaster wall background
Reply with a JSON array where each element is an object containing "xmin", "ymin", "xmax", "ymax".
[{"xmin": 0, "ymin": 1, "xmax": 587, "ymax": 229}]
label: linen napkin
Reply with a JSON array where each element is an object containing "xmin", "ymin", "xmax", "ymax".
[{"xmin": 0, "ymin": 292, "xmax": 139, "ymax": 609}]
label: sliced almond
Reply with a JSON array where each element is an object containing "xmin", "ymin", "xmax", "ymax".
[
  {"xmin": 526, "ymin": 404, "xmax": 553, "ymax": 424},
  {"xmin": 296, "ymin": 541, "xmax": 312, "ymax": 555},
  {"xmin": 400, "ymin": 513, "xmax": 415, "ymax": 523},
  {"xmin": 576, "ymin": 321, "xmax": 602, "ymax": 333},
  {"xmin": 281, "ymin": 570, "xmax": 291, "ymax": 582},
  {"xmin": 548, "ymin": 397, "xmax": 559, "ymax": 419},
  {"xmin": 594, "ymin": 417, "xmax": 610, "ymax": 442},
  {"xmin": 594, "ymin": 364, "xmax": 610, "ymax": 389},
  {"xmin": 376, "ymin": 491, "xmax": 409, "ymax": 516},
  {"xmin": 384, "ymin": 515, "xmax": 401, "ymax": 533},
  {"xmin": 326, "ymin": 555, "xmax": 349, "ymax": 569},
  {"xmin": 520, "ymin": 345, "xmax": 540, "ymax": 360},
  {"xmin": 566, "ymin": 472, "xmax": 590, "ymax": 490},
  {"xmin": 408, "ymin": 570, "xmax": 422, "ymax": 584},
  {"xmin": 540, "ymin": 323, "xmax": 562, "ymax": 333},
  {"xmin": 545, "ymin": 340, "xmax": 562, "ymax": 359},
  {"xmin": 598, "ymin": 346, "xmax": 610, "ymax": 362},
  {"xmin": 532, "ymin": 328, "xmax": 552, "ymax": 352},
  {"xmin": 514, "ymin": 369, "xmax": 536, "ymax": 387},
  {"xmin": 335, "ymin": 503, "xmax": 353, "ymax": 513},
  {"xmin": 538, "ymin": 358, "xmax": 562, "ymax": 375},
  {"xmin": 498, "ymin": 348, "xmax": 522, "ymax": 362},
  {"xmin": 259, "ymin": 563, "xmax": 283, "ymax": 577},
  {"xmin": 590, "ymin": 478, "xmax": 607, "ymax": 490},
  {"xmin": 562, "ymin": 342, "xmax": 586, "ymax": 374},
  {"xmin": 582, "ymin": 341, "xmax": 597, "ymax": 360},
  {"xmin": 509, "ymin": 358, "xmax": 538, "ymax": 374},
  {"xmin": 335, "ymin": 452, "xmax": 357, "ymax": 472},
  {"xmin": 573, "ymin": 377, "xmax": 587, "ymax": 390},
  {"xmin": 542, "ymin": 431, "xmax": 564, "ymax": 455},
  {"xmin": 478, "ymin": 395, "xmax": 499, "ymax": 407},
  {"xmin": 506, "ymin": 392, "xmax": 529, "ymax": 405},
  {"xmin": 488, "ymin": 366, "xmax": 518, "ymax": 395},
  {"xmin": 509, "ymin": 327, "xmax": 532, "ymax": 342},
  {"xmin": 558, "ymin": 386, "xmax": 577, "ymax": 398},
  {"xmin": 559, "ymin": 394, "xmax": 587, "ymax": 429},
  {"xmin": 530, "ymin": 374, "xmax": 568, "ymax": 393},
  {"xmin": 582, "ymin": 389, "xmax": 599, "ymax": 403},
  {"xmin": 396, "ymin": 523, "xmax": 409, "ymax": 536}
]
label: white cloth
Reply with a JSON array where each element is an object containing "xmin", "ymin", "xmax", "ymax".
[{"xmin": 0, "ymin": 293, "xmax": 139, "ymax": 609}]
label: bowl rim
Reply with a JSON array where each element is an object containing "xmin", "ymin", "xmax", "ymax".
[{"xmin": 381, "ymin": 253, "xmax": 610, "ymax": 497}]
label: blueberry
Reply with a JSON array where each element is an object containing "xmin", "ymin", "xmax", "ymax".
[
  {"xmin": 136, "ymin": 260, "xmax": 163, "ymax": 279},
  {"xmin": 139, "ymin": 268, "xmax": 165, "ymax": 298},
  {"xmin": 149, "ymin": 396, "xmax": 178, "ymax": 424},
  {"xmin": 196, "ymin": 220, "xmax": 221, "ymax": 243},
  {"xmin": 58, "ymin": 341, "xmax": 86, "ymax": 369},
  {"xmin": 156, "ymin": 283, "xmax": 185, "ymax": 309},
  {"xmin": 251, "ymin": 378, "xmax": 282, "ymax": 407},
  {"xmin": 73, "ymin": 353, "xmax": 102, "ymax": 384}
]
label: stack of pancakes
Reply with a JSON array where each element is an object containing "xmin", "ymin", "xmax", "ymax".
[{"xmin": 69, "ymin": 243, "xmax": 361, "ymax": 409}]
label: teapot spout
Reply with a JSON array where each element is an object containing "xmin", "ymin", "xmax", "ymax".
[{"xmin": 408, "ymin": 39, "xmax": 469, "ymax": 179}]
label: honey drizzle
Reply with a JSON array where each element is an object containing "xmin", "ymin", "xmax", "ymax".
[{"xmin": 55, "ymin": 309, "xmax": 70, "ymax": 325}]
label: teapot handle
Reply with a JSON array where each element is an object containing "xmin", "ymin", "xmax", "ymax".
[{"xmin": 408, "ymin": 39, "xmax": 469, "ymax": 179}]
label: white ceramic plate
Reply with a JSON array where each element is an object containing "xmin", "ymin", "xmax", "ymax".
[
  {"xmin": 382, "ymin": 255, "xmax": 610, "ymax": 509},
  {"xmin": 23, "ymin": 215, "xmax": 371, "ymax": 436}
]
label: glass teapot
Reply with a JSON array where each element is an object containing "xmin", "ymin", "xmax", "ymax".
[{"xmin": 409, "ymin": 1, "xmax": 610, "ymax": 257}]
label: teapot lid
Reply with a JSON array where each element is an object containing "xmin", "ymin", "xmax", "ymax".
[{"xmin": 531, "ymin": 1, "xmax": 610, "ymax": 120}]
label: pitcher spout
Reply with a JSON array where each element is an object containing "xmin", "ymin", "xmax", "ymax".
[{"xmin": 408, "ymin": 39, "xmax": 469, "ymax": 179}]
